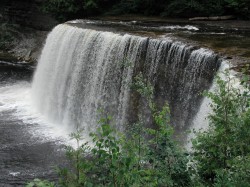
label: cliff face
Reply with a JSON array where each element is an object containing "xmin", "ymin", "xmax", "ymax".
[
  {"xmin": 0, "ymin": 0, "xmax": 57, "ymax": 30},
  {"xmin": 0, "ymin": 0, "xmax": 58, "ymax": 63}
]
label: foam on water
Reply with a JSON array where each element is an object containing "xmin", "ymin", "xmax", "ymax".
[
  {"xmin": 0, "ymin": 81, "xmax": 79, "ymax": 146},
  {"xmin": 160, "ymin": 25, "xmax": 199, "ymax": 31}
]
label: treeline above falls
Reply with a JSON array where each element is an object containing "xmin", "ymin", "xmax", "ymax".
[{"xmin": 31, "ymin": 24, "xmax": 221, "ymax": 135}]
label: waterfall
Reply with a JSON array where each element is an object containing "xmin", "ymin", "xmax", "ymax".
[{"xmin": 32, "ymin": 24, "xmax": 220, "ymax": 133}]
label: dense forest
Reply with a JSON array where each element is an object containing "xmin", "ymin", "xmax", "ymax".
[{"xmin": 41, "ymin": 0, "xmax": 250, "ymax": 21}]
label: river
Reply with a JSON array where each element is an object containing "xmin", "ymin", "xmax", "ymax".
[{"xmin": 0, "ymin": 61, "xmax": 67, "ymax": 186}]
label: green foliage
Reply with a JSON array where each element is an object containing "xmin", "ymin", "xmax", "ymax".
[
  {"xmin": 161, "ymin": 0, "xmax": 250, "ymax": 18},
  {"xmin": 109, "ymin": 0, "xmax": 166, "ymax": 16},
  {"xmin": 89, "ymin": 115, "xmax": 128, "ymax": 186},
  {"xmin": 0, "ymin": 23, "xmax": 16, "ymax": 50},
  {"xmin": 41, "ymin": 0, "xmax": 250, "ymax": 20},
  {"xmin": 27, "ymin": 68, "xmax": 250, "ymax": 186},
  {"xmin": 146, "ymin": 105, "xmax": 190, "ymax": 186},
  {"xmin": 225, "ymin": 0, "xmax": 250, "ymax": 19},
  {"xmin": 42, "ymin": 0, "xmax": 81, "ymax": 21},
  {"xmin": 131, "ymin": 72, "xmax": 154, "ymax": 102},
  {"xmin": 26, "ymin": 179, "xmax": 55, "ymax": 187},
  {"xmin": 132, "ymin": 72, "xmax": 190, "ymax": 186},
  {"xmin": 162, "ymin": 0, "xmax": 226, "ymax": 17},
  {"xmin": 214, "ymin": 155, "xmax": 250, "ymax": 186},
  {"xmin": 191, "ymin": 69, "xmax": 250, "ymax": 186},
  {"xmin": 57, "ymin": 127, "xmax": 91, "ymax": 187},
  {"xmin": 27, "ymin": 72, "xmax": 189, "ymax": 186},
  {"xmin": 85, "ymin": 74, "xmax": 190, "ymax": 186},
  {"xmin": 42, "ymin": 0, "xmax": 103, "ymax": 21}
]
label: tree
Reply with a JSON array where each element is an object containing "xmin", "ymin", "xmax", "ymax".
[
  {"xmin": 27, "ymin": 72, "xmax": 190, "ymax": 186},
  {"xmin": 191, "ymin": 68, "xmax": 250, "ymax": 186}
]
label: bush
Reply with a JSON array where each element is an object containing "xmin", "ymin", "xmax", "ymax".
[
  {"xmin": 26, "ymin": 179, "xmax": 55, "ymax": 187},
  {"xmin": 191, "ymin": 69, "xmax": 250, "ymax": 185},
  {"xmin": 27, "ymin": 73, "xmax": 190, "ymax": 187}
]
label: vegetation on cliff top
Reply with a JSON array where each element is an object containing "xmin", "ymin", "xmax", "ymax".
[{"xmin": 41, "ymin": 0, "xmax": 250, "ymax": 21}]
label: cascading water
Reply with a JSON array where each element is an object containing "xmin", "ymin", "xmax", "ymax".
[
  {"xmin": 32, "ymin": 24, "xmax": 220, "ymax": 135},
  {"xmin": 186, "ymin": 60, "xmax": 244, "ymax": 149}
]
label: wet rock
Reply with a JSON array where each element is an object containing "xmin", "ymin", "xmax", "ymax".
[
  {"xmin": 24, "ymin": 50, "xmax": 31, "ymax": 62},
  {"xmin": 8, "ymin": 29, "xmax": 48, "ymax": 64},
  {"xmin": 189, "ymin": 15, "xmax": 235, "ymax": 21},
  {"xmin": 0, "ymin": 51, "xmax": 18, "ymax": 62},
  {"xmin": 225, "ymin": 56, "xmax": 233, "ymax": 60}
]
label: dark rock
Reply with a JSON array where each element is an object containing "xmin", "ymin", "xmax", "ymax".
[
  {"xmin": 189, "ymin": 15, "xmax": 235, "ymax": 21},
  {"xmin": 0, "ymin": 51, "xmax": 18, "ymax": 63},
  {"xmin": 225, "ymin": 56, "xmax": 233, "ymax": 60}
]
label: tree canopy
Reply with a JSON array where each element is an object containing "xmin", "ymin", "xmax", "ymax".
[{"xmin": 42, "ymin": 0, "xmax": 250, "ymax": 21}]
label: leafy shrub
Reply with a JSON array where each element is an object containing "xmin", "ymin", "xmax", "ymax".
[
  {"xmin": 191, "ymin": 69, "xmax": 250, "ymax": 185},
  {"xmin": 27, "ymin": 72, "xmax": 190, "ymax": 186},
  {"xmin": 26, "ymin": 179, "xmax": 55, "ymax": 187}
]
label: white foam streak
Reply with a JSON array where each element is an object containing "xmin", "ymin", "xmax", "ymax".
[{"xmin": 160, "ymin": 25, "xmax": 199, "ymax": 31}]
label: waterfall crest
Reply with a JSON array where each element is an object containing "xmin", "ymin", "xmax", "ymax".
[{"xmin": 32, "ymin": 24, "xmax": 220, "ymax": 132}]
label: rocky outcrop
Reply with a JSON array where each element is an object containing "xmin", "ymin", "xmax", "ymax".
[
  {"xmin": 0, "ymin": 0, "xmax": 57, "ymax": 63},
  {"xmin": 189, "ymin": 15, "xmax": 235, "ymax": 21},
  {"xmin": 0, "ymin": 29, "xmax": 48, "ymax": 64},
  {"xmin": 10, "ymin": 29, "xmax": 48, "ymax": 64}
]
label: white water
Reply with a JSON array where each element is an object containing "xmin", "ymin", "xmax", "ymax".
[
  {"xmin": 31, "ymin": 24, "xmax": 220, "ymax": 137},
  {"xmin": 159, "ymin": 25, "xmax": 199, "ymax": 31},
  {"xmin": 186, "ymin": 60, "xmax": 242, "ymax": 150},
  {"xmin": 0, "ymin": 81, "xmax": 72, "ymax": 143},
  {"xmin": 32, "ymin": 24, "xmax": 148, "ymax": 133},
  {"xmin": 67, "ymin": 20, "xmax": 199, "ymax": 31}
]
